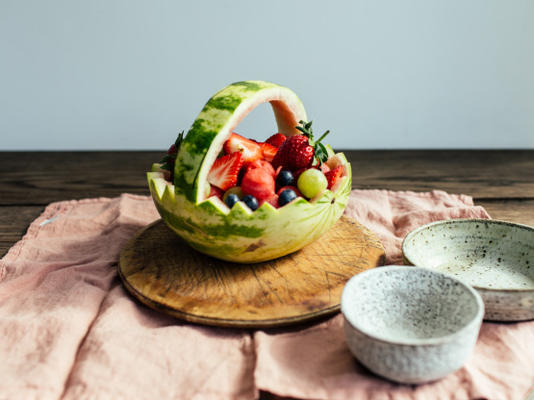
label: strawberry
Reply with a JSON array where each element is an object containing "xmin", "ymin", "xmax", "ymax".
[
  {"xmin": 293, "ymin": 167, "xmax": 308, "ymax": 181},
  {"xmin": 223, "ymin": 132, "xmax": 262, "ymax": 162},
  {"xmin": 271, "ymin": 135, "xmax": 312, "ymax": 170},
  {"xmin": 209, "ymin": 185, "xmax": 224, "ymax": 199},
  {"xmin": 259, "ymin": 142, "xmax": 277, "ymax": 162},
  {"xmin": 241, "ymin": 167, "xmax": 275, "ymax": 201},
  {"xmin": 271, "ymin": 121, "xmax": 330, "ymax": 170},
  {"xmin": 208, "ymin": 152, "xmax": 244, "ymax": 191},
  {"xmin": 265, "ymin": 133, "xmax": 286, "ymax": 147},
  {"xmin": 325, "ymin": 165, "xmax": 343, "ymax": 189},
  {"xmin": 320, "ymin": 163, "xmax": 331, "ymax": 174},
  {"xmin": 167, "ymin": 143, "xmax": 176, "ymax": 155}
]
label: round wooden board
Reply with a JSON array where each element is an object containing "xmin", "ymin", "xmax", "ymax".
[{"xmin": 118, "ymin": 216, "xmax": 385, "ymax": 328}]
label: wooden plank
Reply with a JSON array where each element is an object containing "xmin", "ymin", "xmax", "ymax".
[
  {"xmin": 1, "ymin": 151, "xmax": 533, "ymax": 261},
  {"xmin": 0, "ymin": 206, "xmax": 44, "ymax": 257},
  {"xmin": 477, "ymin": 199, "xmax": 534, "ymax": 227},
  {"xmin": 1, "ymin": 150, "xmax": 533, "ymax": 205},
  {"xmin": 346, "ymin": 150, "xmax": 534, "ymax": 198},
  {"xmin": 0, "ymin": 151, "xmax": 159, "ymax": 205}
]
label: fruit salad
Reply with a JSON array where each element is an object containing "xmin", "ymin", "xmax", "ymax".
[
  {"xmin": 158, "ymin": 121, "xmax": 345, "ymax": 212},
  {"xmin": 147, "ymin": 80, "xmax": 351, "ymax": 263}
]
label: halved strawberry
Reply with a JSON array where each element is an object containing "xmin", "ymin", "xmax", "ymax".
[
  {"xmin": 208, "ymin": 152, "xmax": 244, "ymax": 191},
  {"xmin": 241, "ymin": 167, "xmax": 275, "ymax": 201},
  {"xmin": 265, "ymin": 133, "xmax": 286, "ymax": 148},
  {"xmin": 223, "ymin": 132, "xmax": 262, "ymax": 162},
  {"xmin": 259, "ymin": 142, "xmax": 277, "ymax": 162},
  {"xmin": 325, "ymin": 165, "xmax": 343, "ymax": 190}
]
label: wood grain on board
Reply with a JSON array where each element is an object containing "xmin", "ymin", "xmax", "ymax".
[{"xmin": 118, "ymin": 216, "xmax": 385, "ymax": 328}]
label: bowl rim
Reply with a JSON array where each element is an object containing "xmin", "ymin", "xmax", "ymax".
[
  {"xmin": 401, "ymin": 218, "xmax": 534, "ymax": 293},
  {"xmin": 341, "ymin": 265, "xmax": 485, "ymax": 346}
]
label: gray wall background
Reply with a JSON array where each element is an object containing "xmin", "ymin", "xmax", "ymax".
[{"xmin": 1, "ymin": 0, "xmax": 533, "ymax": 150}]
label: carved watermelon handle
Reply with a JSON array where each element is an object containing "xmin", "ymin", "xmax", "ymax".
[{"xmin": 173, "ymin": 81, "xmax": 308, "ymax": 203}]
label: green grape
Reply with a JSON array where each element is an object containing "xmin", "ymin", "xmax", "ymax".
[{"xmin": 297, "ymin": 169, "xmax": 328, "ymax": 199}]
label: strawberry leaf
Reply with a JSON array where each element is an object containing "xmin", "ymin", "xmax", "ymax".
[
  {"xmin": 296, "ymin": 121, "xmax": 330, "ymax": 165},
  {"xmin": 315, "ymin": 143, "xmax": 329, "ymax": 164},
  {"xmin": 296, "ymin": 125, "xmax": 309, "ymax": 137},
  {"xmin": 159, "ymin": 130, "xmax": 185, "ymax": 180},
  {"xmin": 316, "ymin": 130, "xmax": 330, "ymax": 144},
  {"xmin": 174, "ymin": 131, "xmax": 184, "ymax": 149},
  {"xmin": 159, "ymin": 155, "xmax": 173, "ymax": 163}
]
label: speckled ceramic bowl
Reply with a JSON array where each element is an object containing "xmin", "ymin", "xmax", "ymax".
[
  {"xmin": 402, "ymin": 219, "xmax": 534, "ymax": 321},
  {"xmin": 341, "ymin": 266, "xmax": 484, "ymax": 384}
]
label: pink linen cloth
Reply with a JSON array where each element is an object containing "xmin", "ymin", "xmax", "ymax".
[{"xmin": 0, "ymin": 190, "xmax": 532, "ymax": 400}]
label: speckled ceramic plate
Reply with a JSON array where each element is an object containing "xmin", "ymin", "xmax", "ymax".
[{"xmin": 402, "ymin": 219, "xmax": 534, "ymax": 321}]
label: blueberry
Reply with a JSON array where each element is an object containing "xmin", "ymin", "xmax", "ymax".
[
  {"xmin": 279, "ymin": 189, "xmax": 297, "ymax": 206},
  {"xmin": 242, "ymin": 194, "xmax": 258, "ymax": 211},
  {"xmin": 276, "ymin": 170, "xmax": 294, "ymax": 187},
  {"xmin": 225, "ymin": 193, "xmax": 240, "ymax": 208}
]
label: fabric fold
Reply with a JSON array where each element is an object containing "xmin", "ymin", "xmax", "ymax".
[{"xmin": 61, "ymin": 283, "xmax": 256, "ymax": 400}]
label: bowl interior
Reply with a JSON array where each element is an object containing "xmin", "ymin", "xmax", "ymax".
[
  {"xmin": 403, "ymin": 220, "xmax": 534, "ymax": 291},
  {"xmin": 342, "ymin": 267, "xmax": 481, "ymax": 342}
]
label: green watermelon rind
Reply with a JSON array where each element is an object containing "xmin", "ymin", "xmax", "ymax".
[
  {"xmin": 149, "ymin": 80, "xmax": 352, "ymax": 263},
  {"xmin": 173, "ymin": 81, "xmax": 307, "ymax": 203},
  {"xmin": 148, "ymin": 152, "xmax": 351, "ymax": 263}
]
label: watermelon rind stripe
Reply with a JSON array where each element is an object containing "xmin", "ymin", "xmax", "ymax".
[
  {"xmin": 147, "ymin": 152, "xmax": 351, "ymax": 263},
  {"xmin": 174, "ymin": 81, "xmax": 307, "ymax": 203},
  {"xmin": 148, "ymin": 80, "xmax": 351, "ymax": 263}
]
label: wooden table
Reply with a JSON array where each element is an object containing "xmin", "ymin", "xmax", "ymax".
[
  {"xmin": 1, "ymin": 150, "xmax": 533, "ymax": 399},
  {"xmin": 1, "ymin": 150, "xmax": 533, "ymax": 258}
]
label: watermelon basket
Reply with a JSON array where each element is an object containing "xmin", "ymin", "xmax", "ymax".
[{"xmin": 147, "ymin": 80, "xmax": 352, "ymax": 263}]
